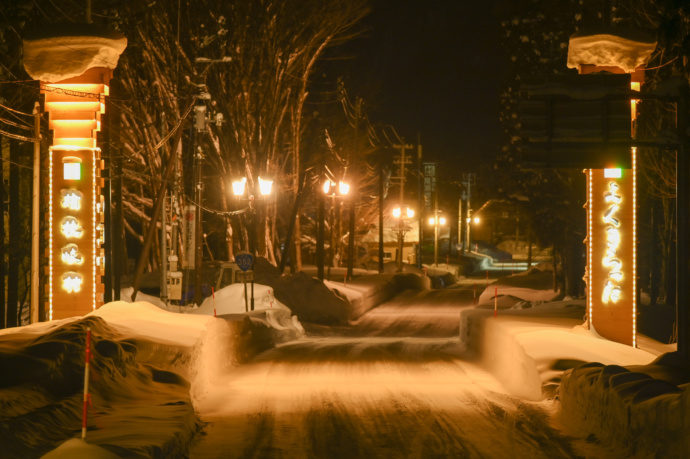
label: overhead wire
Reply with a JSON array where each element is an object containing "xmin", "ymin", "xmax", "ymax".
[
  {"xmin": 182, "ymin": 191, "xmax": 250, "ymax": 217},
  {"xmin": 0, "ymin": 116, "xmax": 33, "ymax": 131},
  {"xmin": 0, "ymin": 128, "xmax": 36, "ymax": 143}
]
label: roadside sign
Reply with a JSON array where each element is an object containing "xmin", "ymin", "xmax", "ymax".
[
  {"xmin": 520, "ymin": 73, "xmax": 632, "ymax": 168},
  {"xmin": 236, "ymin": 270, "xmax": 254, "ymax": 283},
  {"xmin": 235, "ymin": 252, "xmax": 254, "ymax": 272}
]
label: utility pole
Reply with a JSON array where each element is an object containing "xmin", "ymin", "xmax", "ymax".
[
  {"xmin": 417, "ymin": 138, "xmax": 423, "ymax": 268},
  {"xmin": 317, "ymin": 189, "xmax": 325, "ymax": 281},
  {"xmin": 463, "ymin": 173, "xmax": 475, "ymax": 253},
  {"xmin": 433, "ymin": 192, "xmax": 439, "ymax": 267},
  {"xmin": 677, "ymin": 84, "xmax": 690, "ymax": 360},
  {"xmin": 193, "ymin": 146, "xmax": 204, "ymax": 305},
  {"xmin": 393, "ymin": 143, "xmax": 413, "ymax": 204},
  {"xmin": 393, "ymin": 143, "xmax": 413, "ymax": 268},
  {"xmin": 31, "ymin": 102, "xmax": 41, "ymax": 323},
  {"xmin": 193, "ymin": 104, "xmax": 206, "ymax": 306},
  {"xmin": 458, "ymin": 198, "xmax": 462, "ymax": 252},
  {"xmin": 378, "ymin": 163, "xmax": 384, "ymax": 273},
  {"xmin": 347, "ymin": 99, "xmax": 361, "ymax": 280},
  {"xmin": 160, "ymin": 113, "xmax": 168, "ymax": 306}
]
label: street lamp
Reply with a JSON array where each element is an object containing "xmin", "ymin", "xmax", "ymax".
[
  {"xmin": 232, "ymin": 176, "xmax": 273, "ymax": 199},
  {"xmin": 428, "ymin": 214, "xmax": 446, "ymax": 267},
  {"xmin": 231, "ymin": 175, "xmax": 274, "ymax": 255},
  {"xmin": 392, "ymin": 206, "xmax": 414, "ymax": 272},
  {"xmin": 319, "ymin": 178, "xmax": 349, "ymax": 280},
  {"xmin": 467, "ymin": 215, "xmax": 480, "ymax": 252}
]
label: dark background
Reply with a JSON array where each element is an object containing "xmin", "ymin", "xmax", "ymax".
[{"xmin": 335, "ymin": 0, "xmax": 505, "ymax": 170}]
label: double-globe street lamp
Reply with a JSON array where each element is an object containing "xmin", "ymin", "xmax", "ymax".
[
  {"xmin": 317, "ymin": 178, "xmax": 350, "ymax": 281},
  {"xmin": 231, "ymin": 176, "xmax": 274, "ymax": 255},
  {"xmin": 392, "ymin": 206, "xmax": 415, "ymax": 272},
  {"xmin": 428, "ymin": 214, "xmax": 447, "ymax": 267}
]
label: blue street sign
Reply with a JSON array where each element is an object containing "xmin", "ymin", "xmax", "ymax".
[{"xmin": 235, "ymin": 252, "xmax": 254, "ymax": 272}]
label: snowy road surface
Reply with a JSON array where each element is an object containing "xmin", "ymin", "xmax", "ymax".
[{"xmin": 189, "ymin": 289, "xmax": 604, "ymax": 458}]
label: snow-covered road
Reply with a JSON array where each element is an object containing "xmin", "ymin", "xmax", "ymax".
[
  {"xmin": 189, "ymin": 289, "xmax": 607, "ymax": 458},
  {"xmin": 190, "ymin": 337, "xmax": 590, "ymax": 458}
]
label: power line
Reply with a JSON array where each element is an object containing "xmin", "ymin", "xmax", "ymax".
[{"xmin": 0, "ymin": 127, "xmax": 36, "ymax": 143}]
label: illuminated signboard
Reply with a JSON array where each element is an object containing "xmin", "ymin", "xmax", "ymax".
[
  {"xmin": 43, "ymin": 74, "xmax": 108, "ymax": 320},
  {"xmin": 587, "ymin": 159, "xmax": 636, "ymax": 346}
]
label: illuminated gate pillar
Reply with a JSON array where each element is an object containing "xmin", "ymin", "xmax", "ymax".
[
  {"xmin": 567, "ymin": 28, "xmax": 655, "ymax": 346},
  {"xmin": 23, "ymin": 26, "xmax": 126, "ymax": 320}
]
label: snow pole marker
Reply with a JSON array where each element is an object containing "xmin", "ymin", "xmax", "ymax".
[
  {"xmin": 494, "ymin": 287, "xmax": 498, "ymax": 317},
  {"xmin": 212, "ymin": 286, "xmax": 216, "ymax": 317},
  {"xmin": 82, "ymin": 327, "xmax": 91, "ymax": 440},
  {"xmin": 344, "ymin": 274, "xmax": 347, "ymax": 286}
]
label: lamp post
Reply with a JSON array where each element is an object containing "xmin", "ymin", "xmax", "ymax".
[
  {"xmin": 321, "ymin": 178, "xmax": 349, "ymax": 280},
  {"xmin": 231, "ymin": 175, "xmax": 273, "ymax": 255},
  {"xmin": 393, "ymin": 206, "xmax": 414, "ymax": 272},
  {"xmin": 428, "ymin": 214, "xmax": 446, "ymax": 267},
  {"xmin": 469, "ymin": 215, "xmax": 480, "ymax": 252}
]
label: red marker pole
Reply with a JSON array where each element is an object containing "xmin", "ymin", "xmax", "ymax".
[
  {"xmin": 212, "ymin": 287, "xmax": 216, "ymax": 317},
  {"xmin": 82, "ymin": 327, "xmax": 91, "ymax": 440},
  {"xmin": 494, "ymin": 287, "xmax": 498, "ymax": 317}
]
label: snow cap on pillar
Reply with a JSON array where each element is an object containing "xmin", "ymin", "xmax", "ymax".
[
  {"xmin": 23, "ymin": 23, "xmax": 127, "ymax": 83},
  {"xmin": 567, "ymin": 27, "xmax": 656, "ymax": 75}
]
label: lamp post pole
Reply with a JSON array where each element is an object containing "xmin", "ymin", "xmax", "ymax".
[
  {"xmin": 317, "ymin": 189, "xmax": 325, "ymax": 281},
  {"xmin": 31, "ymin": 102, "xmax": 41, "ymax": 323},
  {"xmin": 433, "ymin": 217, "xmax": 439, "ymax": 267},
  {"xmin": 397, "ymin": 218, "xmax": 404, "ymax": 273},
  {"xmin": 193, "ymin": 146, "xmax": 204, "ymax": 306},
  {"xmin": 458, "ymin": 198, "xmax": 462, "ymax": 257}
]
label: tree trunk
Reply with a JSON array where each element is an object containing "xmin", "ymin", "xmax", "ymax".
[
  {"xmin": 0, "ymin": 138, "xmax": 5, "ymax": 328},
  {"xmin": 7, "ymin": 139, "xmax": 20, "ymax": 327}
]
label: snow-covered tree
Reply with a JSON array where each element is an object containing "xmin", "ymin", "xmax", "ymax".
[{"xmin": 188, "ymin": 0, "xmax": 369, "ymax": 266}]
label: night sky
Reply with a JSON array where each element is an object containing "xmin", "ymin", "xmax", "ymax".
[{"xmin": 336, "ymin": 0, "xmax": 505, "ymax": 171}]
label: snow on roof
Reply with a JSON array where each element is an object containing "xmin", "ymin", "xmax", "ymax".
[
  {"xmin": 23, "ymin": 23, "xmax": 127, "ymax": 82},
  {"xmin": 567, "ymin": 27, "xmax": 656, "ymax": 73}
]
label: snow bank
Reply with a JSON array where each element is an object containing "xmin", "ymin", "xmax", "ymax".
[
  {"xmin": 325, "ymin": 272, "xmax": 431, "ymax": 320},
  {"xmin": 559, "ymin": 352, "xmax": 690, "ymax": 457},
  {"xmin": 460, "ymin": 300, "xmax": 655, "ymax": 400},
  {"xmin": 23, "ymin": 24, "xmax": 127, "ymax": 82},
  {"xmin": 248, "ymin": 258, "xmax": 352, "ymax": 324},
  {"xmin": 477, "ymin": 263, "xmax": 559, "ymax": 303},
  {"xmin": 1, "ymin": 312, "xmax": 200, "ymax": 458},
  {"xmin": 3, "ymin": 288, "xmax": 305, "ymax": 458},
  {"xmin": 40, "ymin": 438, "xmax": 120, "ymax": 458},
  {"xmin": 478, "ymin": 286, "xmax": 559, "ymax": 304},
  {"xmin": 91, "ymin": 301, "xmax": 211, "ymax": 347}
]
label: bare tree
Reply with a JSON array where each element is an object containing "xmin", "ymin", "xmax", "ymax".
[{"xmin": 193, "ymin": 0, "xmax": 370, "ymax": 264}]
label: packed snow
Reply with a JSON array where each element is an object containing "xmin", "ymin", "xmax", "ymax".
[
  {"xmin": 0, "ymin": 261, "xmax": 687, "ymax": 457},
  {"xmin": 23, "ymin": 24, "xmax": 127, "ymax": 82},
  {"xmin": 567, "ymin": 26, "xmax": 656, "ymax": 73}
]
